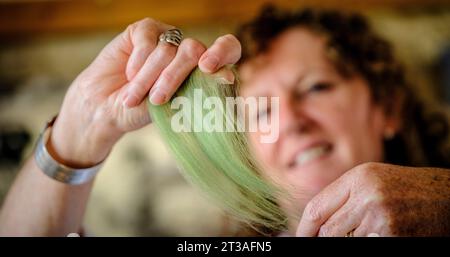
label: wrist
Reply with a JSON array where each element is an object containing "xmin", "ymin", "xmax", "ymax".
[{"xmin": 47, "ymin": 115, "xmax": 122, "ymax": 168}]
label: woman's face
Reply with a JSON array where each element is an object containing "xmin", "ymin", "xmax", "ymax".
[{"xmin": 239, "ymin": 28, "xmax": 391, "ymax": 212}]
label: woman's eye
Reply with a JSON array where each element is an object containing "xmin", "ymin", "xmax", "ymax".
[{"xmin": 308, "ymin": 82, "xmax": 331, "ymax": 93}]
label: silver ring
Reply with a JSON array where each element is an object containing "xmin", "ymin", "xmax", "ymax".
[{"xmin": 159, "ymin": 28, "xmax": 183, "ymax": 47}]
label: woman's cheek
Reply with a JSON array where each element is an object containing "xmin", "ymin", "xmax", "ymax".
[{"xmin": 319, "ymin": 106, "xmax": 383, "ymax": 169}]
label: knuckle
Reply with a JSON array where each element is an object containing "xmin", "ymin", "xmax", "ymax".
[
  {"xmin": 159, "ymin": 71, "xmax": 176, "ymax": 86},
  {"xmin": 350, "ymin": 162, "xmax": 378, "ymax": 182},
  {"xmin": 126, "ymin": 22, "xmax": 138, "ymax": 34},
  {"xmin": 362, "ymin": 192, "xmax": 381, "ymax": 209},
  {"xmin": 362, "ymin": 186, "xmax": 385, "ymax": 209},
  {"xmin": 318, "ymin": 225, "xmax": 332, "ymax": 237},
  {"xmin": 304, "ymin": 200, "xmax": 322, "ymax": 222},
  {"xmin": 366, "ymin": 207, "xmax": 393, "ymax": 236},
  {"xmin": 128, "ymin": 18, "xmax": 152, "ymax": 30},
  {"xmin": 127, "ymin": 18, "xmax": 163, "ymax": 40},
  {"xmin": 76, "ymin": 72, "xmax": 94, "ymax": 91},
  {"xmin": 351, "ymin": 162, "xmax": 386, "ymax": 192},
  {"xmin": 179, "ymin": 38, "xmax": 206, "ymax": 62},
  {"xmin": 137, "ymin": 17, "xmax": 155, "ymax": 26},
  {"xmin": 356, "ymin": 162, "xmax": 378, "ymax": 173},
  {"xmin": 130, "ymin": 79, "xmax": 148, "ymax": 94}
]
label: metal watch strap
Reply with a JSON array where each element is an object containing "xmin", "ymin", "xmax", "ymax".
[{"xmin": 34, "ymin": 115, "xmax": 103, "ymax": 185}]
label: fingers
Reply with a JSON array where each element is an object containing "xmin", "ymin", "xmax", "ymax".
[
  {"xmin": 124, "ymin": 37, "xmax": 206, "ymax": 107},
  {"xmin": 317, "ymin": 203, "xmax": 364, "ymax": 237},
  {"xmin": 199, "ymin": 34, "xmax": 241, "ymax": 73},
  {"xmin": 121, "ymin": 23, "xmax": 237, "ymax": 107},
  {"xmin": 149, "ymin": 38, "xmax": 206, "ymax": 105},
  {"xmin": 125, "ymin": 18, "xmax": 165, "ymax": 81},
  {"xmin": 124, "ymin": 42, "xmax": 178, "ymax": 107},
  {"xmin": 296, "ymin": 178, "xmax": 351, "ymax": 236},
  {"xmin": 95, "ymin": 18, "xmax": 167, "ymax": 76},
  {"xmin": 353, "ymin": 202, "xmax": 393, "ymax": 237}
]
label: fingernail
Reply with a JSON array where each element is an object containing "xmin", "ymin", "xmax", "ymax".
[
  {"xmin": 212, "ymin": 67, "xmax": 235, "ymax": 85},
  {"xmin": 203, "ymin": 55, "xmax": 219, "ymax": 72},
  {"xmin": 149, "ymin": 90, "xmax": 166, "ymax": 105},
  {"xmin": 215, "ymin": 76, "xmax": 234, "ymax": 85}
]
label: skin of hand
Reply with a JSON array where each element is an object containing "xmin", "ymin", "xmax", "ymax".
[
  {"xmin": 47, "ymin": 18, "xmax": 241, "ymax": 168},
  {"xmin": 0, "ymin": 18, "xmax": 242, "ymax": 236},
  {"xmin": 296, "ymin": 162, "xmax": 450, "ymax": 236}
]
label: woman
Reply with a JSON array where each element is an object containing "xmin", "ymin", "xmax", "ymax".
[{"xmin": 0, "ymin": 6, "xmax": 449, "ymax": 236}]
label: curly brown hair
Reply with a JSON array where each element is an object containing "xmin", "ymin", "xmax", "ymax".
[{"xmin": 236, "ymin": 5, "xmax": 450, "ymax": 168}]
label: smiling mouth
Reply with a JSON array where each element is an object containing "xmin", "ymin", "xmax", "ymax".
[{"xmin": 289, "ymin": 144, "xmax": 332, "ymax": 169}]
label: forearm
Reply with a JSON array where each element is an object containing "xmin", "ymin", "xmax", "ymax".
[
  {"xmin": 0, "ymin": 156, "xmax": 94, "ymax": 236},
  {"xmin": 0, "ymin": 17, "xmax": 237, "ymax": 236},
  {"xmin": 0, "ymin": 111, "xmax": 117, "ymax": 236}
]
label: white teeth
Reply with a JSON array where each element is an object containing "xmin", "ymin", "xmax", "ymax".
[{"xmin": 295, "ymin": 145, "xmax": 329, "ymax": 167}]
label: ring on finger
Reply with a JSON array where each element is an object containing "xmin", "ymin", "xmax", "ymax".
[{"xmin": 159, "ymin": 28, "xmax": 183, "ymax": 47}]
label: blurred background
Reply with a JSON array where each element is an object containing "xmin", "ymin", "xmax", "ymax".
[{"xmin": 0, "ymin": 0, "xmax": 449, "ymax": 236}]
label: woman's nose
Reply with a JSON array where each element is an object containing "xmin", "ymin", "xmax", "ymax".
[{"xmin": 278, "ymin": 96, "xmax": 311, "ymax": 136}]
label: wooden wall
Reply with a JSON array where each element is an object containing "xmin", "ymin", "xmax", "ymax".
[{"xmin": 0, "ymin": 0, "xmax": 449, "ymax": 36}]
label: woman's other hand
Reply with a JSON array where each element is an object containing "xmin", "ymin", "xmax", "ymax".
[
  {"xmin": 48, "ymin": 18, "xmax": 241, "ymax": 168},
  {"xmin": 296, "ymin": 163, "xmax": 450, "ymax": 236}
]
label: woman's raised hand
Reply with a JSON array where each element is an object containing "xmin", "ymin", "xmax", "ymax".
[{"xmin": 48, "ymin": 18, "xmax": 241, "ymax": 168}]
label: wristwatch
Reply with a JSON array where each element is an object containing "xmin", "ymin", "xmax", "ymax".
[{"xmin": 34, "ymin": 115, "xmax": 104, "ymax": 185}]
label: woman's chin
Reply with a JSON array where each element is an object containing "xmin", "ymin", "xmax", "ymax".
[{"xmin": 286, "ymin": 154, "xmax": 349, "ymax": 193}]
